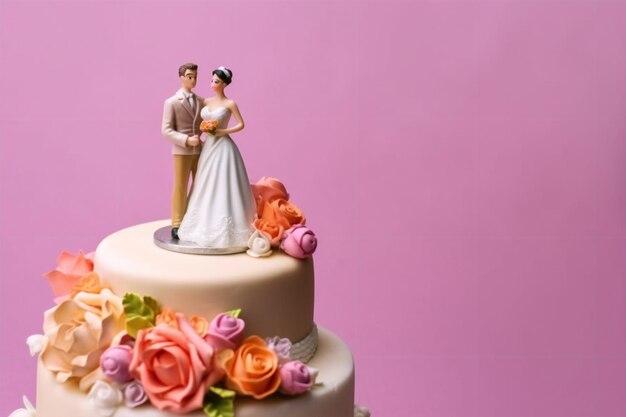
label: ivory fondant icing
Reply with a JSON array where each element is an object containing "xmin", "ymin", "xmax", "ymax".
[{"xmin": 94, "ymin": 220, "xmax": 314, "ymax": 342}]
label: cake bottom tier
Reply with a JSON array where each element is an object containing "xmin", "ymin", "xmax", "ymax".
[{"xmin": 36, "ymin": 327, "xmax": 355, "ymax": 417}]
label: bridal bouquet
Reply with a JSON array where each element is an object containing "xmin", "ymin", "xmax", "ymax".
[{"xmin": 200, "ymin": 119, "xmax": 219, "ymax": 135}]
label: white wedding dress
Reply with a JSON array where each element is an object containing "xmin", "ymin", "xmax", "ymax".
[{"xmin": 177, "ymin": 106, "xmax": 256, "ymax": 248}]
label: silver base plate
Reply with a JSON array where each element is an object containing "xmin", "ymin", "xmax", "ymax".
[{"xmin": 153, "ymin": 226, "xmax": 248, "ymax": 255}]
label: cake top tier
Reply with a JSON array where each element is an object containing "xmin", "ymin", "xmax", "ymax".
[
  {"xmin": 94, "ymin": 220, "xmax": 315, "ymax": 342},
  {"xmin": 97, "ymin": 221, "xmax": 301, "ymax": 283}
]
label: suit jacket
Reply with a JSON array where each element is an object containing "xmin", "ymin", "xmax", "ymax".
[{"xmin": 162, "ymin": 89, "xmax": 205, "ymax": 155}]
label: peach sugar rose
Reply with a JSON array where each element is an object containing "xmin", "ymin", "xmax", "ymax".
[
  {"xmin": 221, "ymin": 336, "xmax": 281, "ymax": 399},
  {"xmin": 40, "ymin": 289, "xmax": 125, "ymax": 387},
  {"xmin": 155, "ymin": 308, "xmax": 179, "ymax": 329},
  {"xmin": 251, "ymin": 177, "xmax": 289, "ymax": 205},
  {"xmin": 44, "ymin": 250, "xmax": 95, "ymax": 301},
  {"xmin": 188, "ymin": 315, "xmax": 209, "ymax": 337},
  {"xmin": 130, "ymin": 313, "xmax": 229, "ymax": 414},
  {"xmin": 156, "ymin": 309, "xmax": 209, "ymax": 337},
  {"xmin": 70, "ymin": 272, "xmax": 108, "ymax": 298}
]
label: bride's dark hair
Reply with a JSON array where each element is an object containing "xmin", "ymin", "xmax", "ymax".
[{"xmin": 212, "ymin": 67, "xmax": 233, "ymax": 85}]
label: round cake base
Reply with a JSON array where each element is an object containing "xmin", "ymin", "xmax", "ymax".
[{"xmin": 153, "ymin": 225, "xmax": 247, "ymax": 255}]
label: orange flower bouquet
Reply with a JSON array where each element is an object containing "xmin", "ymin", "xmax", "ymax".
[{"xmin": 200, "ymin": 119, "xmax": 219, "ymax": 135}]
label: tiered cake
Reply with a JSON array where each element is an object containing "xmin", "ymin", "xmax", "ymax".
[
  {"xmin": 13, "ymin": 65, "xmax": 369, "ymax": 417},
  {"xmin": 28, "ymin": 221, "xmax": 367, "ymax": 417}
]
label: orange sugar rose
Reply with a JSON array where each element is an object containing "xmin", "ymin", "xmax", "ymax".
[
  {"xmin": 155, "ymin": 308, "xmax": 178, "ymax": 329},
  {"xmin": 268, "ymin": 198, "xmax": 306, "ymax": 227},
  {"xmin": 221, "ymin": 336, "xmax": 281, "ymax": 399},
  {"xmin": 254, "ymin": 218, "xmax": 284, "ymax": 247}
]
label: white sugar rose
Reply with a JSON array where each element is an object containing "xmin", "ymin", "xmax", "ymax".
[
  {"xmin": 88, "ymin": 380, "xmax": 123, "ymax": 417},
  {"xmin": 8, "ymin": 396, "xmax": 36, "ymax": 417},
  {"xmin": 354, "ymin": 404, "xmax": 371, "ymax": 417},
  {"xmin": 247, "ymin": 230, "xmax": 272, "ymax": 257},
  {"xmin": 26, "ymin": 334, "xmax": 46, "ymax": 357}
]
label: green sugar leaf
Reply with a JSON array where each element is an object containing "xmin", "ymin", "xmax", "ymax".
[
  {"xmin": 123, "ymin": 292, "xmax": 161, "ymax": 338},
  {"xmin": 203, "ymin": 387, "xmax": 236, "ymax": 417}
]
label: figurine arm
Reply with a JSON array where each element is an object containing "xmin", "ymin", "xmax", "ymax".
[
  {"xmin": 161, "ymin": 100, "xmax": 190, "ymax": 147},
  {"xmin": 216, "ymin": 101, "xmax": 245, "ymax": 136}
]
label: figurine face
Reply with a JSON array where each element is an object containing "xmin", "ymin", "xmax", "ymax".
[
  {"xmin": 181, "ymin": 70, "xmax": 198, "ymax": 91},
  {"xmin": 210, "ymin": 74, "xmax": 225, "ymax": 92}
]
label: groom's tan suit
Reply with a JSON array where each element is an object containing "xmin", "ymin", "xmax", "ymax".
[{"xmin": 162, "ymin": 88, "xmax": 204, "ymax": 227}]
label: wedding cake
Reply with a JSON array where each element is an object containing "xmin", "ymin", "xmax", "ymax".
[
  {"xmin": 15, "ymin": 182, "xmax": 370, "ymax": 417},
  {"xmin": 12, "ymin": 66, "xmax": 369, "ymax": 417}
]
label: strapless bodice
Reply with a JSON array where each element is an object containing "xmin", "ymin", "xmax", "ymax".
[{"xmin": 201, "ymin": 106, "xmax": 231, "ymax": 129}]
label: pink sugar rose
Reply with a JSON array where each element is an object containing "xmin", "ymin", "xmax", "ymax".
[
  {"xmin": 280, "ymin": 225, "xmax": 318, "ymax": 259},
  {"xmin": 43, "ymin": 250, "xmax": 95, "ymax": 302},
  {"xmin": 100, "ymin": 345, "xmax": 133, "ymax": 383},
  {"xmin": 205, "ymin": 312, "xmax": 245, "ymax": 350},
  {"xmin": 129, "ymin": 313, "xmax": 228, "ymax": 414},
  {"xmin": 279, "ymin": 361, "xmax": 318, "ymax": 395}
]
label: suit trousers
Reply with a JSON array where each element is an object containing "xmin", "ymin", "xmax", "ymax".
[{"xmin": 171, "ymin": 154, "xmax": 200, "ymax": 227}]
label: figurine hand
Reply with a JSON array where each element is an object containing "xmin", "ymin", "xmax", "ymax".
[
  {"xmin": 187, "ymin": 136, "xmax": 200, "ymax": 147},
  {"xmin": 214, "ymin": 129, "xmax": 226, "ymax": 137}
]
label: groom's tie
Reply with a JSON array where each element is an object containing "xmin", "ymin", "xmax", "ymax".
[{"xmin": 186, "ymin": 93, "xmax": 195, "ymax": 110}]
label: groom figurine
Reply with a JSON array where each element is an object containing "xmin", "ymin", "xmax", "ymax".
[{"xmin": 162, "ymin": 63, "xmax": 204, "ymax": 239}]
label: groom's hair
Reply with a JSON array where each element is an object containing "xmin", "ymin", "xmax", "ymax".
[{"xmin": 178, "ymin": 63, "xmax": 198, "ymax": 76}]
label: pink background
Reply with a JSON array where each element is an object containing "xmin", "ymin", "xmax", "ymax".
[{"xmin": 1, "ymin": 0, "xmax": 625, "ymax": 416}]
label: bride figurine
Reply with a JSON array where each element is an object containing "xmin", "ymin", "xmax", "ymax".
[{"xmin": 177, "ymin": 67, "xmax": 256, "ymax": 251}]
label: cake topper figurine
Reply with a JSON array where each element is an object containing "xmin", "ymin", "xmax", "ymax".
[
  {"xmin": 161, "ymin": 63, "xmax": 204, "ymax": 241},
  {"xmin": 155, "ymin": 66, "xmax": 256, "ymax": 254}
]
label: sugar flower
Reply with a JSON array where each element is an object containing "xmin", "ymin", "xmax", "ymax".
[
  {"xmin": 247, "ymin": 230, "xmax": 272, "ymax": 257},
  {"xmin": 251, "ymin": 177, "xmax": 289, "ymax": 204},
  {"xmin": 40, "ymin": 289, "xmax": 125, "ymax": 387},
  {"xmin": 26, "ymin": 334, "xmax": 46, "ymax": 357},
  {"xmin": 129, "ymin": 313, "xmax": 229, "ymax": 414},
  {"xmin": 100, "ymin": 345, "xmax": 133, "ymax": 383},
  {"xmin": 354, "ymin": 404, "xmax": 372, "ymax": 417},
  {"xmin": 124, "ymin": 381, "xmax": 149, "ymax": 408},
  {"xmin": 265, "ymin": 336, "xmax": 292, "ymax": 364},
  {"xmin": 205, "ymin": 312, "xmax": 245, "ymax": 350},
  {"xmin": 87, "ymin": 380, "xmax": 123, "ymax": 417},
  {"xmin": 281, "ymin": 224, "xmax": 318, "ymax": 259},
  {"xmin": 8, "ymin": 396, "xmax": 36, "ymax": 417},
  {"xmin": 43, "ymin": 250, "xmax": 95, "ymax": 302},
  {"xmin": 221, "ymin": 336, "xmax": 281, "ymax": 399},
  {"xmin": 279, "ymin": 361, "xmax": 318, "ymax": 395}
]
